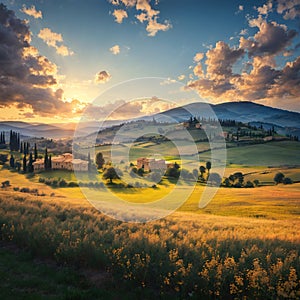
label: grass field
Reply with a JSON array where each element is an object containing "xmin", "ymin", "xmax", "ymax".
[
  {"xmin": 94, "ymin": 140, "xmax": 300, "ymax": 169},
  {"xmin": 0, "ymin": 139, "xmax": 299, "ymax": 299}
]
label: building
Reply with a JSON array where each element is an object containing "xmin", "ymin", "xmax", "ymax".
[
  {"xmin": 32, "ymin": 159, "xmax": 44, "ymax": 171},
  {"xmin": 137, "ymin": 157, "xmax": 167, "ymax": 172},
  {"xmin": 33, "ymin": 153, "xmax": 88, "ymax": 172}
]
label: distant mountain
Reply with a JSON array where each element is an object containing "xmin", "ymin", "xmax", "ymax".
[
  {"xmin": 153, "ymin": 101, "xmax": 300, "ymax": 129},
  {"xmin": 1, "ymin": 102, "xmax": 299, "ymax": 139}
]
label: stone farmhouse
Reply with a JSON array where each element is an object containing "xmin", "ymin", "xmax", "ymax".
[
  {"xmin": 137, "ymin": 157, "xmax": 175, "ymax": 172},
  {"xmin": 33, "ymin": 153, "xmax": 88, "ymax": 172}
]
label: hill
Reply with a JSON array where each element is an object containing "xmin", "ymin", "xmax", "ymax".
[{"xmin": 154, "ymin": 101, "xmax": 300, "ymax": 129}]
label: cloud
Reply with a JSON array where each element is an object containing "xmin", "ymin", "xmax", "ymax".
[
  {"xmin": 112, "ymin": 9, "xmax": 128, "ymax": 23},
  {"xmin": 110, "ymin": 44, "xmax": 120, "ymax": 55},
  {"xmin": 257, "ymin": 1, "xmax": 273, "ymax": 15},
  {"xmin": 178, "ymin": 74, "xmax": 185, "ymax": 81},
  {"xmin": 160, "ymin": 78, "xmax": 177, "ymax": 85},
  {"xmin": 187, "ymin": 12, "xmax": 300, "ymax": 107},
  {"xmin": 239, "ymin": 29, "xmax": 248, "ymax": 36},
  {"xmin": 240, "ymin": 18, "xmax": 297, "ymax": 57},
  {"xmin": 95, "ymin": 71, "xmax": 112, "ymax": 84},
  {"xmin": 276, "ymin": 0, "xmax": 300, "ymax": 19},
  {"xmin": 84, "ymin": 97, "xmax": 177, "ymax": 120},
  {"xmin": 38, "ymin": 28, "xmax": 74, "ymax": 56},
  {"xmin": 21, "ymin": 5, "xmax": 42, "ymax": 19},
  {"xmin": 193, "ymin": 52, "xmax": 204, "ymax": 62},
  {"xmin": 145, "ymin": 18, "xmax": 171, "ymax": 36},
  {"xmin": 0, "ymin": 4, "xmax": 81, "ymax": 117},
  {"xmin": 109, "ymin": 0, "xmax": 171, "ymax": 36},
  {"xmin": 239, "ymin": 5, "xmax": 244, "ymax": 11}
]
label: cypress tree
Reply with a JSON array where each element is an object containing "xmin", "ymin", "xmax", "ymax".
[
  {"xmin": 34, "ymin": 143, "xmax": 38, "ymax": 161},
  {"xmin": 23, "ymin": 154, "xmax": 27, "ymax": 173},
  {"xmin": 17, "ymin": 133, "xmax": 20, "ymax": 150},
  {"xmin": 9, "ymin": 155, "xmax": 15, "ymax": 168},
  {"xmin": 9, "ymin": 130, "xmax": 12, "ymax": 150},
  {"xmin": 20, "ymin": 142, "xmax": 23, "ymax": 153},
  {"xmin": 88, "ymin": 152, "xmax": 91, "ymax": 172},
  {"xmin": 44, "ymin": 148, "xmax": 48, "ymax": 170},
  {"xmin": 49, "ymin": 155, "xmax": 52, "ymax": 170},
  {"xmin": 28, "ymin": 153, "xmax": 34, "ymax": 173}
]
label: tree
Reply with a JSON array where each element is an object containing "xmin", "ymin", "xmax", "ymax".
[
  {"xmin": 96, "ymin": 152, "xmax": 105, "ymax": 169},
  {"xmin": 274, "ymin": 172, "xmax": 285, "ymax": 184},
  {"xmin": 283, "ymin": 177, "xmax": 293, "ymax": 185},
  {"xmin": 48, "ymin": 155, "xmax": 52, "ymax": 170},
  {"xmin": 199, "ymin": 165, "xmax": 206, "ymax": 179},
  {"xmin": 206, "ymin": 161, "xmax": 211, "ymax": 176},
  {"xmin": 137, "ymin": 168, "xmax": 144, "ymax": 176},
  {"xmin": 44, "ymin": 148, "xmax": 48, "ymax": 170},
  {"xmin": 87, "ymin": 152, "xmax": 92, "ymax": 172},
  {"xmin": 165, "ymin": 166, "xmax": 180, "ymax": 179},
  {"xmin": 174, "ymin": 162, "xmax": 180, "ymax": 170},
  {"xmin": 103, "ymin": 167, "xmax": 119, "ymax": 183},
  {"xmin": 9, "ymin": 155, "xmax": 15, "ymax": 168},
  {"xmin": 22, "ymin": 154, "xmax": 27, "ymax": 173},
  {"xmin": 28, "ymin": 153, "xmax": 34, "ymax": 173},
  {"xmin": 207, "ymin": 172, "xmax": 222, "ymax": 186},
  {"xmin": 34, "ymin": 143, "xmax": 38, "ymax": 161}
]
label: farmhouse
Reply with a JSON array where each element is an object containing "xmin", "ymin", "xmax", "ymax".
[
  {"xmin": 33, "ymin": 153, "xmax": 88, "ymax": 172},
  {"xmin": 137, "ymin": 157, "xmax": 175, "ymax": 172}
]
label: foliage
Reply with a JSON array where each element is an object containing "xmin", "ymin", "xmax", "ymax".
[
  {"xmin": 103, "ymin": 167, "xmax": 119, "ymax": 183},
  {"xmin": 96, "ymin": 152, "xmax": 105, "ymax": 169},
  {"xmin": 283, "ymin": 177, "xmax": 293, "ymax": 185},
  {"xmin": 165, "ymin": 166, "xmax": 180, "ymax": 179},
  {"xmin": 274, "ymin": 172, "xmax": 285, "ymax": 184}
]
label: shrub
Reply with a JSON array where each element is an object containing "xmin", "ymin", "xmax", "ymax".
[
  {"xmin": 39, "ymin": 177, "xmax": 45, "ymax": 183},
  {"xmin": 274, "ymin": 172, "xmax": 285, "ymax": 184},
  {"xmin": 59, "ymin": 179, "xmax": 67, "ymax": 187},
  {"xmin": 283, "ymin": 177, "xmax": 293, "ymax": 185},
  {"xmin": 245, "ymin": 181, "xmax": 254, "ymax": 188},
  {"xmin": 68, "ymin": 181, "xmax": 79, "ymax": 187}
]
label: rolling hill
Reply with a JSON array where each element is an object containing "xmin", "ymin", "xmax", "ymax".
[{"xmin": 1, "ymin": 101, "xmax": 299, "ymax": 139}]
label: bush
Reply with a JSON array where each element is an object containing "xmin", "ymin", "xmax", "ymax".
[
  {"xmin": 68, "ymin": 181, "xmax": 79, "ymax": 187},
  {"xmin": 13, "ymin": 187, "xmax": 19, "ymax": 191},
  {"xmin": 39, "ymin": 177, "xmax": 45, "ymax": 183},
  {"xmin": 245, "ymin": 181, "xmax": 254, "ymax": 188},
  {"xmin": 274, "ymin": 172, "xmax": 285, "ymax": 184},
  {"xmin": 283, "ymin": 177, "xmax": 293, "ymax": 185},
  {"xmin": 59, "ymin": 179, "xmax": 67, "ymax": 187}
]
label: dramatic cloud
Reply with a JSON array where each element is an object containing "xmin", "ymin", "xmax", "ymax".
[
  {"xmin": 38, "ymin": 28, "xmax": 74, "ymax": 56},
  {"xmin": 187, "ymin": 5, "xmax": 300, "ymax": 107},
  {"xmin": 276, "ymin": 0, "xmax": 300, "ymax": 19},
  {"xmin": 110, "ymin": 44, "xmax": 120, "ymax": 55},
  {"xmin": 0, "ymin": 4, "xmax": 79, "ymax": 117},
  {"xmin": 240, "ymin": 18, "xmax": 297, "ymax": 57},
  {"xmin": 109, "ymin": 0, "xmax": 171, "ymax": 36},
  {"xmin": 95, "ymin": 71, "xmax": 112, "ymax": 83},
  {"xmin": 112, "ymin": 9, "xmax": 128, "ymax": 23},
  {"xmin": 21, "ymin": 5, "xmax": 42, "ymax": 19}
]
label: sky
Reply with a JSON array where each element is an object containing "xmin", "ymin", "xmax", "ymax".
[{"xmin": 0, "ymin": 0, "xmax": 299, "ymax": 123}]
